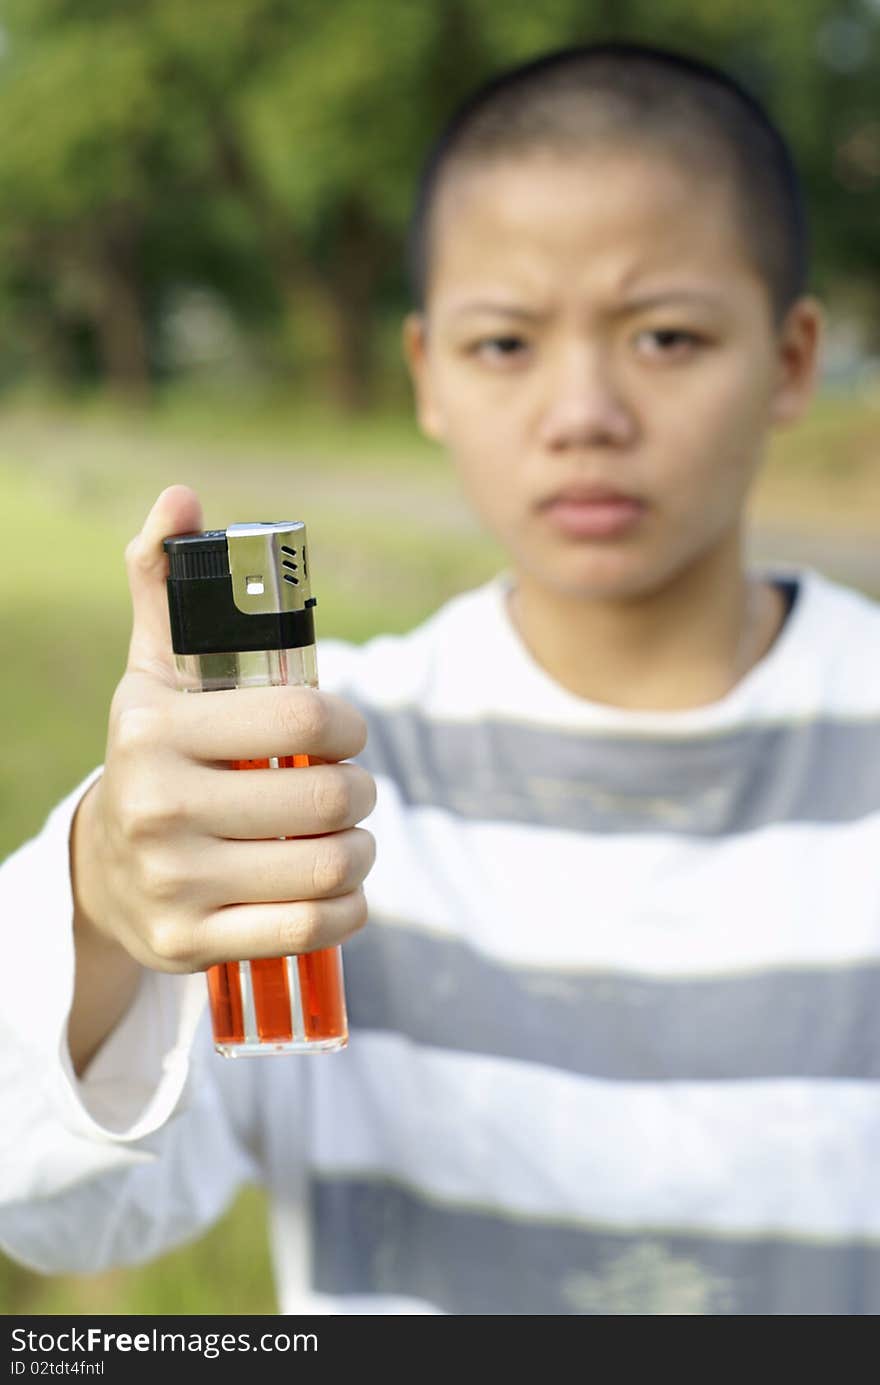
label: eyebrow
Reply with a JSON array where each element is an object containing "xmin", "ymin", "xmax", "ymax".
[{"xmin": 450, "ymin": 290, "xmax": 726, "ymax": 320}]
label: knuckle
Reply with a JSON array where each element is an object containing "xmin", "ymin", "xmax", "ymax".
[
  {"xmin": 123, "ymin": 535, "xmax": 141, "ymax": 568},
  {"xmin": 348, "ymin": 708, "xmax": 369, "ymax": 758},
  {"xmin": 347, "ymin": 886, "xmax": 369, "ymax": 934},
  {"xmin": 146, "ymin": 917, "xmax": 193, "ymax": 967},
  {"xmin": 118, "ymin": 784, "xmax": 182, "ymax": 845},
  {"xmin": 352, "ymin": 766, "xmax": 378, "ymax": 818},
  {"xmin": 124, "ymin": 533, "xmax": 157, "ymax": 580},
  {"xmin": 279, "ymin": 906, "xmax": 318, "ymax": 955},
  {"xmin": 116, "ymin": 796, "xmax": 150, "ymax": 845},
  {"xmin": 281, "ymin": 687, "xmax": 328, "ymax": 749},
  {"xmin": 114, "ymin": 704, "xmax": 164, "ymax": 758},
  {"xmin": 138, "ymin": 849, "xmax": 188, "ymax": 905},
  {"xmin": 311, "ymin": 838, "xmax": 352, "ymax": 896},
  {"xmin": 354, "ymin": 827, "xmax": 377, "ymax": 877},
  {"xmin": 312, "ymin": 766, "xmax": 352, "ymax": 828}
]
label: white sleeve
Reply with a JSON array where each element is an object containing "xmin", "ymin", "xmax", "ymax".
[
  {"xmin": 0, "ymin": 637, "xmax": 361, "ymax": 1276},
  {"xmin": 0, "ymin": 769, "xmax": 260, "ymax": 1275}
]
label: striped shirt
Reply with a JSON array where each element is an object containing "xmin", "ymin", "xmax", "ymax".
[{"xmin": 2, "ymin": 562, "xmax": 880, "ymax": 1315}]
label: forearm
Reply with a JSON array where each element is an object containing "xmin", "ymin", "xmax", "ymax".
[
  {"xmin": 67, "ymin": 777, "xmax": 142, "ymax": 1075},
  {"xmin": 0, "ymin": 763, "xmax": 251, "ymax": 1279}
]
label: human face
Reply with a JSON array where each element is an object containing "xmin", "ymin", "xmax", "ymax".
[{"xmin": 403, "ymin": 149, "xmax": 819, "ymax": 602}]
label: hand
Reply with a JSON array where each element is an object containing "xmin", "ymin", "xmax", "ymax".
[{"xmin": 72, "ymin": 486, "xmax": 376, "ymax": 980}]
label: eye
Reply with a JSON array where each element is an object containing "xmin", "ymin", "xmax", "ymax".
[
  {"xmin": 471, "ymin": 335, "xmax": 529, "ymax": 363},
  {"xmin": 636, "ymin": 328, "xmax": 705, "ymax": 358}
]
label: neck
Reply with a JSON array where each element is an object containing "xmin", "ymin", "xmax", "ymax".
[{"xmin": 506, "ymin": 531, "xmax": 788, "ymax": 712}]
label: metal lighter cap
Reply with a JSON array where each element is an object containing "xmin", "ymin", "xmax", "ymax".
[
  {"xmin": 225, "ymin": 521, "xmax": 312, "ymax": 616},
  {"xmin": 163, "ymin": 521, "xmax": 316, "ymax": 657}
]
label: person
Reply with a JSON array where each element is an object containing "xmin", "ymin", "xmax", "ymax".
[{"xmin": 1, "ymin": 38, "xmax": 878, "ymax": 1317}]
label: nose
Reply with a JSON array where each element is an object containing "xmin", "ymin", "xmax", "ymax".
[{"xmin": 537, "ymin": 343, "xmax": 638, "ymax": 451}]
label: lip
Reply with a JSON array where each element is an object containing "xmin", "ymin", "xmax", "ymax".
[
  {"xmin": 538, "ymin": 486, "xmax": 647, "ymax": 539},
  {"xmin": 540, "ymin": 483, "xmax": 643, "ymax": 506}
]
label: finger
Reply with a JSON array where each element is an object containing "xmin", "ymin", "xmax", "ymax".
[
  {"xmin": 194, "ymin": 761, "xmax": 377, "ymax": 839},
  {"xmin": 166, "ymin": 684, "xmax": 370, "ymax": 764},
  {"xmin": 125, "ymin": 485, "xmax": 204, "ymax": 683},
  {"xmin": 192, "ymin": 889, "xmax": 369, "ymax": 969},
  {"xmin": 199, "ymin": 826, "xmax": 376, "ymax": 909}
]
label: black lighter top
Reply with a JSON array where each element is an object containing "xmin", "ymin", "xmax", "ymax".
[{"xmin": 163, "ymin": 522, "xmax": 317, "ymax": 656}]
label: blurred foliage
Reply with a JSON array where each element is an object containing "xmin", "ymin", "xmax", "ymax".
[{"xmin": 0, "ymin": 1, "xmax": 877, "ymax": 407}]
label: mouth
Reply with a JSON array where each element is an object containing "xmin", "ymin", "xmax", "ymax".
[{"xmin": 537, "ymin": 484, "xmax": 647, "ymax": 539}]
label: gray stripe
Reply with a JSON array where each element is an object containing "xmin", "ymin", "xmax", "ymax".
[
  {"xmin": 345, "ymin": 920, "xmax": 880, "ymax": 1080},
  {"xmin": 310, "ymin": 1175, "xmax": 880, "ymax": 1314},
  {"xmin": 348, "ymin": 703, "xmax": 880, "ymax": 834}
]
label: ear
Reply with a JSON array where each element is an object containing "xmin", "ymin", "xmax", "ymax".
[
  {"xmin": 401, "ymin": 312, "xmax": 447, "ymax": 442},
  {"xmin": 768, "ymin": 295, "xmax": 825, "ymax": 429}
]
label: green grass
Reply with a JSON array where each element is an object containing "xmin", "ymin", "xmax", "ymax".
[{"xmin": 0, "ymin": 1187, "xmax": 275, "ymax": 1315}]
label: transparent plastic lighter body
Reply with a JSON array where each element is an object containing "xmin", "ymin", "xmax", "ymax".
[{"xmin": 173, "ymin": 644, "xmax": 349, "ymax": 1057}]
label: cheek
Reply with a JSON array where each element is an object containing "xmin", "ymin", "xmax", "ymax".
[
  {"xmin": 449, "ymin": 434, "xmax": 519, "ymax": 527},
  {"xmin": 435, "ymin": 364, "xmax": 525, "ymax": 518},
  {"xmin": 653, "ymin": 355, "xmax": 772, "ymax": 509}
]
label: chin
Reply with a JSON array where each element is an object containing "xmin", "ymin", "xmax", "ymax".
[{"xmin": 523, "ymin": 546, "xmax": 665, "ymax": 603}]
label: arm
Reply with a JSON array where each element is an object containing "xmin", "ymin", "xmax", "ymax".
[
  {"xmin": 68, "ymin": 777, "xmax": 142, "ymax": 1076},
  {"xmin": 0, "ymin": 485, "xmax": 375, "ymax": 1274},
  {"xmin": 0, "ymin": 766, "xmax": 250, "ymax": 1276}
]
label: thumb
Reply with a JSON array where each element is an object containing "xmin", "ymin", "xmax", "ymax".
[{"xmin": 124, "ymin": 484, "xmax": 204, "ymax": 681}]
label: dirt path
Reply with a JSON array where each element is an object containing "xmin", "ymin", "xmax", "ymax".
[{"xmin": 2, "ymin": 409, "xmax": 878, "ymax": 595}]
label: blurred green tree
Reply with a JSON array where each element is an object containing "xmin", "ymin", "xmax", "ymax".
[{"xmin": 0, "ymin": 0, "xmax": 875, "ymax": 408}]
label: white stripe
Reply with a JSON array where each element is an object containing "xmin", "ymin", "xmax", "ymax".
[
  {"xmin": 320, "ymin": 568, "xmax": 880, "ymax": 730},
  {"xmin": 302, "ymin": 1033, "xmax": 880, "ymax": 1240},
  {"xmin": 363, "ymin": 795, "xmax": 880, "ymax": 976}
]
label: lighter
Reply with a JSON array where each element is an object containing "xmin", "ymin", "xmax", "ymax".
[{"xmin": 163, "ymin": 521, "xmax": 349, "ymax": 1057}]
